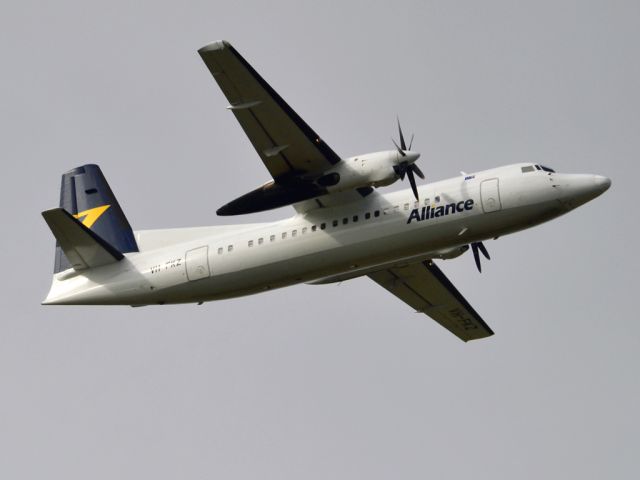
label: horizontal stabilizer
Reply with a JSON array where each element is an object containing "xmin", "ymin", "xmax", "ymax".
[{"xmin": 42, "ymin": 208, "xmax": 124, "ymax": 271}]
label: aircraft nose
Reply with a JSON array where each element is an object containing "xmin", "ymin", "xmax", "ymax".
[
  {"xmin": 556, "ymin": 173, "xmax": 611, "ymax": 210},
  {"xmin": 593, "ymin": 175, "xmax": 611, "ymax": 193}
]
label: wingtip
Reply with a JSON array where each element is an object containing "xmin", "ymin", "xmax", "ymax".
[{"xmin": 198, "ymin": 40, "xmax": 230, "ymax": 54}]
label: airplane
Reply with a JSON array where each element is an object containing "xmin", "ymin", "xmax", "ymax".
[{"xmin": 41, "ymin": 40, "xmax": 611, "ymax": 342}]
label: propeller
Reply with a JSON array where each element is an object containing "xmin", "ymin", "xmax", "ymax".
[
  {"xmin": 470, "ymin": 241, "xmax": 491, "ymax": 273},
  {"xmin": 392, "ymin": 118, "xmax": 423, "ymax": 201}
]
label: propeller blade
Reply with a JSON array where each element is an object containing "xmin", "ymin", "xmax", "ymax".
[
  {"xmin": 392, "ymin": 138, "xmax": 406, "ymax": 156},
  {"xmin": 471, "ymin": 243, "xmax": 482, "ymax": 272},
  {"xmin": 477, "ymin": 241, "xmax": 491, "ymax": 260},
  {"xmin": 397, "ymin": 118, "xmax": 407, "ymax": 150},
  {"xmin": 394, "ymin": 163, "xmax": 407, "ymax": 180},
  {"xmin": 391, "ymin": 120, "xmax": 422, "ymax": 198},
  {"xmin": 411, "ymin": 163, "xmax": 425, "ymax": 180},
  {"xmin": 407, "ymin": 168, "xmax": 419, "ymax": 201}
]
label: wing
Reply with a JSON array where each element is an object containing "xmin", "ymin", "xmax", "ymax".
[
  {"xmin": 199, "ymin": 40, "xmax": 340, "ymax": 181},
  {"xmin": 368, "ymin": 260, "xmax": 494, "ymax": 342}
]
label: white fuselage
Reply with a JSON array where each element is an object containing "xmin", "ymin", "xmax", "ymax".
[{"xmin": 42, "ymin": 163, "xmax": 610, "ymax": 306}]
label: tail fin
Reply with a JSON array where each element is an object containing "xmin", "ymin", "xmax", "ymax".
[{"xmin": 52, "ymin": 164, "xmax": 138, "ymax": 273}]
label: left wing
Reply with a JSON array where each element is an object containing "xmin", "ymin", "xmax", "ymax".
[
  {"xmin": 198, "ymin": 40, "xmax": 340, "ymax": 179},
  {"xmin": 368, "ymin": 260, "xmax": 494, "ymax": 342},
  {"xmin": 200, "ymin": 40, "xmax": 361, "ymax": 215}
]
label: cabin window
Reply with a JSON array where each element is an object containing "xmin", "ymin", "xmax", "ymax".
[
  {"xmin": 342, "ymin": 217, "xmax": 348, "ymax": 225},
  {"xmin": 424, "ymin": 198, "xmax": 430, "ymax": 206},
  {"xmin": 282, "ymin": 232, "xmax": 287, "ymax": 239},
  {"xmin": 292, "ymin": 229, "xmax": 297, "ymax": 237},
  {"xmin": 320, "ymin": 223, "xmax": 326, "ymax": 230},
  {"xmin": 374, "ymin": 210, "xmax": 380, "ymax": 217},
  {"xmin": 332, "ymin": 220, "xmax": 338, "ymax": 227},
  {"xmin": 404, "ymin": 203, "xmax": 409, "ymax": 210},
  {"xmin": 311, "ymin": 225, "xmax": 317, "ymax": 232},
  {"xmin": 258, "ymin": 237, "xmax": 264, "ymax": 245},
  {"xmin": 435, "ymin": 195, "xmax": 440, "ymax": 203},
  {"xmin": 228, "ymin": 245, "xmax": 233, "ymax": 252},
  {"xmin": 521, "ymin": 165, "xmax": 535, "ymax": 173},
  {"xmin": 302, "ymin": 227, "xmax": 307, "ymax": 234},
  {"xmin": 248, "ymin": 240, "xmax": 254, "ymax": 247},
  {"xmin": 365, "ymin": 212, "xmax": 371, "ymax": 220},
  {"xmin": 217, "ymin": 247, "xmax": 223, "ymax": 255},
  {"xmin": 270, "ymin": 234, "xmax": 275, "ymax": 242},
  {"xmin": 353, "ymin": 215, "xmax": 358, "ymax": 222}
]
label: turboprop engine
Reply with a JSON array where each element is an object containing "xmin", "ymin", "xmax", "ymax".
[
  {"xmin": 216, "ymin": 120, "xmax": 424, "ymax": 215},
  {"xmin": 317, "ymin": 149, "xmax": 420, "ymax": 191},
  {"xmin": 316, "ymin": 119, "xmax": 424, "ymax": 200},
  {"xmin": 430, "ymin": 245, "xmax": 470, "ymax": 260}
]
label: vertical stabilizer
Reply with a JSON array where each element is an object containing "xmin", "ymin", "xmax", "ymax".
[{"xmin": 54, "ymin": 164, "xmax": 138, "ymax": 273}]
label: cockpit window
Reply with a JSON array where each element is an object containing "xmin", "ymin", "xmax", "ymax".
[
  {"xmin": 521, "ymin": 166, "xmax": 535, "ymax": 173},
  {"xmin": 534, "ymin": 164, "xmax": 555, "ymax": 173}
]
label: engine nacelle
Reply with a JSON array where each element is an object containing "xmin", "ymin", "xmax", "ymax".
[
  {"xmin": 317, "ymin": 150, "xmax": 407, "ymax": 193},
  {"xmin": 430, "ymin": 245, "xmax": 470, "ymax": 260}
]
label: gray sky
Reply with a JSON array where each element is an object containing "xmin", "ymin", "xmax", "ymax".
[{"xmin": 1, "ymin": 1, "xmax": 638, "ymax": 478}]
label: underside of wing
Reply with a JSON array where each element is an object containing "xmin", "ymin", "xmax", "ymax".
[
  {"xmin": 199, "ymin": 40, "xmax": 340, "ymax": 181},
  {"xmin": 291, "ymin": 187, "xmax": 375, "ymax": 214},
  {"xmin": 198, "ymin": 41, "xmax": 389, "ymax": 215},
  {"xmin": 199, "ymin": 41, "xmax": 378, "ymax": 215},
  {"xmin": 368, "ymin": 260, "xmax": 494, "ymax": 342}
]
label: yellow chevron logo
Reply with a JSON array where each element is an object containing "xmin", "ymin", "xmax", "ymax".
[{"xmin": 73, "ymin": 205, "xmax": 111, "ymax": 228}]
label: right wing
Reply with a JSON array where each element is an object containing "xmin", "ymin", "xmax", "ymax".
[{"xmin": 368, "ymin": 260, "xmax": 494, "ymax": 342}]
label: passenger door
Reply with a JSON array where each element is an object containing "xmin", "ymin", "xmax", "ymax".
[
  {"xmin": 185, "ymin": 246, "xmax": 210, "ymax": 281},
  {"xmin": 480, "ymin": 178, "xmax": 502, "ymax": 213}
]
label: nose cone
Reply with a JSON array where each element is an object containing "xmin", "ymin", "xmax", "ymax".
[
  {"xmin": 403, "ymin": 151, "xmax": 421, "ymax": 164},
  {"xmin": 593, "ymin": 175, "xmax": 612, "ymax": 194},
  {"xmin": 556, "ymin": 173, "xmax": 611, "ymax": 210}
]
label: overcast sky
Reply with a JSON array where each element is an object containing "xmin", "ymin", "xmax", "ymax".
[{"xmin": 1, "ymin": 1, "xmax": 638, "ymax": 478}]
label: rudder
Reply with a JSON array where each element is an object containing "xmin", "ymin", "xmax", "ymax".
[{"xmin": 54, "ymin": 164, "xmax": 138, "ymax": 272}]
